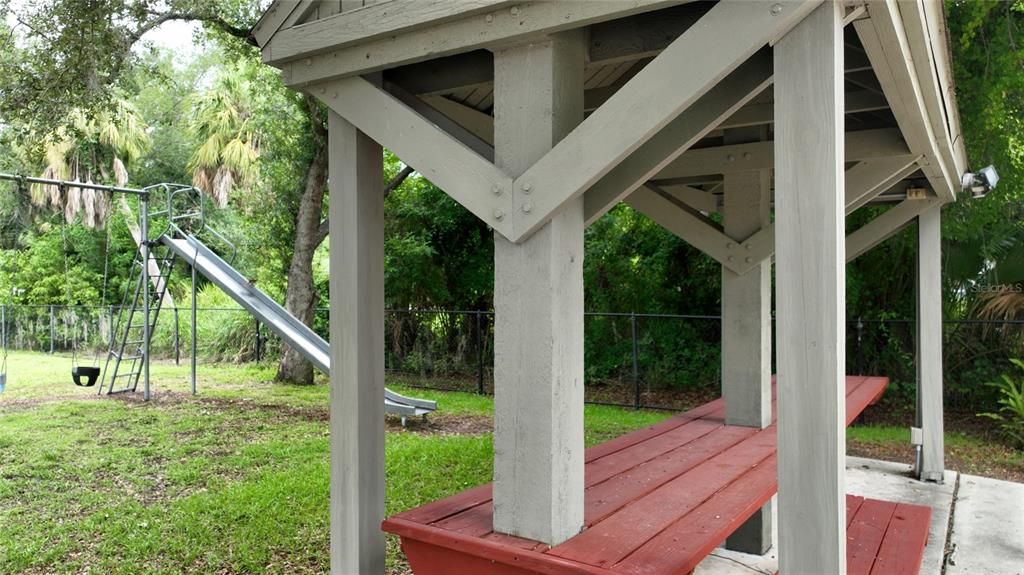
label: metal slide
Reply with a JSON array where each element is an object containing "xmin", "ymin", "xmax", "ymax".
[{"xmin": 161, "ymin": 232, "xmax": 437, "ymax": 419}]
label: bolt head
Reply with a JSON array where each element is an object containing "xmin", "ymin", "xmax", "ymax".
[
  {"xmin": 493, "ymin": 209, "xmax": 505, "ymax": 220},
  {"xmin": 771, "ymin": 3, "xmax": 783, "ymax": 15},
  {"xmin": 522, "ymin": 182, "xmax": 532, "ymax": 193},
  {"xmin": 522, "ymin": 202, "xmax": 533, "ymax": 214},
  {"xmin": 726, "ymin": 242, "xmax": 735, "ymax": 249},
  {"xmin": 727, "ymin": 154, "xmax": 736, "ymax": 162},
  {"xmin": 745, "ymin": 257, "xmax": 753, "ymax": 264},
  {"xmin": 485, "ymin": 13, "xmax": 494, "ymax": 22},
  {"xmin": 492, "ymin": 184, "xmax": 503, "ymax": 196},
  {"xmin": 510, "ymin": 6, "xmax": 519, "ymax": 15}
]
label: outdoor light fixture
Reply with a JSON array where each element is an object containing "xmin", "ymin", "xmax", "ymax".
[{"xmin": 961, "ymin": 165, "xmax": 999, "ymax": 198}]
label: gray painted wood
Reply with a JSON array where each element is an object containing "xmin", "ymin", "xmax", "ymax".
[
  {"xmin": 917, "ymin": 204, "xmax": 945, "ymax": 482},
  {"xmin": 492, "ymin": 32, "xmax": 586, "ymax": 546},
  {"xmin": 722, "ymin": 169, "xmax": 772, "ymax": 429},
  {"xmin": 774, "ymin": 3, "xmax": 847, "ymax": 573},
  {"xmin": 656, "ymin": 127, "xmax": 909, "ymax": 179},
  {"xmin": 327, "ymin": 111, "xmax": 385, "ymax": 574},
  {"xmin": 721, "ymin": 168, "xmax": 773, "ymax": 555},
  {"xmin": 274, "ymin": 1, "xmax": 680, "ymax": 87},
  {"xmin": 854, "ymin": 3, "xmax": 956, "ymax": 201},
  {"xmin": 317, "ymin": 76, "xmax": 514, "ymax": 238},
  {"xmin": 510, "ymin": 0, "xmax": 818, "ymax": 242},
  {"xmin": 625, "ymin": 184, "xmax": 772, "ymax": 275},
  {"xmin": 581, "ymin": 51, "xmax": 772, "ymax": 226},
  {"xmin": 844, "ymin": 155, "xmax": 921, "ymax": 215},
  {"xmin": 846, "ymin": 198, "xmax": 943, "ymax": 262}
]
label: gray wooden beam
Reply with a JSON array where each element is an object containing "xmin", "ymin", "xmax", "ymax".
[
  {"xmin": 855, "ymin": 2, "xmax": 956, "ymax": 201},
  {"xmin": 327, "ymin": 111, "xmax": 385, "ymax": 574},
  {"xmin": 844, "ymin": 154, "xmax": 920, "ymax": 214},
  {"xmin": 661, "ymin": 184, "xmax": 719, "ymax": 214},
  {"xmin": 273, "ymin": 0, "xmax": 682, "ymax": 87},
  {"xmin": 774, "ymin": 4, "xmax": 847, "ymax": 573},
  {"xmin": 315, "ymin": 76, "xmax": 514, "ymax": 238},
  {"xmin": 492, "ymin": 31, "xmax": 586, "ymax": 546},
  {"xmin": 625, "ymin": 185, "xmax": 771, "ymax": 275},
  {"xmin": 582, "ymin": 50, "xmax": 773, "ymax": 226},
  {"xmin": 654, "ymin": 128, "xmax": 909, "ymax": 180},
  {"xmin": 510, "ymin": 0, "xmax": 819, "ymax": 242},
  {"xmin": 384, "ymin": 82, "xmax": 494, "ymax": 162},
  {"xmin": 846, "ymin": 198, "xmax": 943, "ymax": 262},
  {"xmin": 916, "ymin": 203, "xmax": 945, "ymax": 482}
]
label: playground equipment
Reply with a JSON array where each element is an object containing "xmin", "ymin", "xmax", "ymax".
[{"xmin": 0, "ymin": 173, "xmax": 435, "ymax": 418}]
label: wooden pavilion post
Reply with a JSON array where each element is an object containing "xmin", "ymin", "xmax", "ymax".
[
  {"xmin": 916, "ymin": 204, "xmax": 945, "ymax": 481},
  {"xmin": 721, "ymin": 146, "xmax": 773, "ymax": 553},
  {"xmin": 775, "ymin": 3, "xmax": 847, "ymax": 573},
  {"xmin": 327, "ymin": 111, "xmax": 386, "ymax": 574},
  {"xmin": 492, "ymin": 32, "xmax": 586, "ymax": 546}
]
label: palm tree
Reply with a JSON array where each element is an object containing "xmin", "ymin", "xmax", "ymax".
[
  {"xmin": 31, "ymin": 97, "xmax": 174, "ymax": 309},
  {"xmin": 187, "ymin": 67, "xmax": 260, "ymax": 208}
]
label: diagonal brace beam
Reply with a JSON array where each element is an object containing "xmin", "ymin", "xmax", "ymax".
[
  {"xmin": 846, "ymin": 198, "xmax": 944, "ymax": 262},
  {"xmin": 625, "ymin": 184, "xmax": 772, "ymax": 275},
  {"xmin": 315, "ymin": 75, "xmax": 514, "ymax": 238},
  {"xmin": 583, "ymin": 49, "xmax": 773, "ymax": 226},
  {"xmin": 844, "ymin": 154, "xmax": 920, "ymax": 215},
  {"xmin": 509, "ymin": 0, "xmax": 821, "ymax": 242}
]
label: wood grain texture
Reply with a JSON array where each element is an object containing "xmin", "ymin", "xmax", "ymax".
[
  {"xmin": 511, "ymin": 0, "xmax": 820, "ymax": 242},
  {"xmin": 382, "ymin": 376, "xmax": 894, "ymax": 575},
  {"xmin": 774, "ymin": 3, "xmax": 847, "ymax": 573},
  {"xmin": 916, "ymin": 205, "xmax": 945, "ymax": 481},
  {"xmin": 327, "ymin": 112, "xmax": 385, "ymax": 574}
]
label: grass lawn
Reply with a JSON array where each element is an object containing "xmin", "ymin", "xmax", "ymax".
[
  {"xmin": 1, "ymin": 351, "xmax": 1020, "ymax": 574},
  {"xmin": 0, "ymin": 351, "xmax": 668, "ymax": 574}
]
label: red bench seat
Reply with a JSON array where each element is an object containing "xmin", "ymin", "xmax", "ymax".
[{"xmin": 384, "ymin": 376, "xmax": 928, "ymax": 575}]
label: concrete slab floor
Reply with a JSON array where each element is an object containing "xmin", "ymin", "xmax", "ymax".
[
  {"xmin": 946, "ymin": 473, "xmax": 1024, "ymax": 575},
  {"xmin": 694, "ymin": 456, "xmax": 1024, "ymax": 575}
]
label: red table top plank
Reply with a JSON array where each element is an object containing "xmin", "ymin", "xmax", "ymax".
[
  {"xmin": 847, "ymin": 498, "xmax": 899, "ymax": 575},
  {"xmin": 869, "ymin": 503, "xmax": 932, "ymax": 575},
  {"xmin": 551, "ymin": 429, "xmax": 775, "ymax": 567},
  {"xmin": 611, "ymin": 453, "xmax": 779, "ymax": 575}
]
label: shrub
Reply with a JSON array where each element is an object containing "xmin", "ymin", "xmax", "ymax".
[{"xmin": 979, "ymin": 358, "xmax": 1024, "ymax": 449}]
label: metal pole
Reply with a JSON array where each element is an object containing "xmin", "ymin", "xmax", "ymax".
[
  {"xmin": 476, "ymin": 311, "xmax": 484, "ymax": 395},
  {"xmin": 108, "ymin": 305, "xmax": 115, "ymax": 349},
  {"xmin": 191, "ymin": 264, "xmax": 197, "ymax": 395},
  {"xmin": 1, "ymin": 304, "xmax": 6, "ymax": 352},
  {"xmin": 255, "ymin": 320, "xmax": 262, "ymax": 362},
  {"xmin": 856, "ymin": 318, "xmax": 864, "ymax": 375},
  {"xmin": 49, "ymin": 305, "xmax": 55, "ymax": 354},
  {"xmin": 631, "ymin": 312, "xmax": 640, "ymax": 409},
  {"xmin": 141, "ymin": 195, "xmax": 150, "ymax": 401},
  {"xmin": 174, "ymin": 307, "xmax": 180, "ymax": 365}
]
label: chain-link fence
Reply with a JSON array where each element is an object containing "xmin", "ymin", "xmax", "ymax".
[{"xmin": 3, "ymin": 304, "xmax": 1022, "ymax": 412}]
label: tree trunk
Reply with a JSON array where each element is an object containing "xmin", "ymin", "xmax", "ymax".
[{"xmin": 277, "ymin": 96, "xmax": 328, "ymax": 385}]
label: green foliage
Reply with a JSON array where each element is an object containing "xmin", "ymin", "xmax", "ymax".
[{"xmin": 980, "ymin": 358, "xmax": 1024, "ymax": 448}]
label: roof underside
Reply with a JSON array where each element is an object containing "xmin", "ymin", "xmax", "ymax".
[{"xmin": 254, "ymin": 0, "xmax": 969, "ymax": 214}]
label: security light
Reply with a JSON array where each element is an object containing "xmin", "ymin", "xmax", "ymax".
[{"xmin": 961, "ymin": 165, "xmax": 999, "ymax": 198}]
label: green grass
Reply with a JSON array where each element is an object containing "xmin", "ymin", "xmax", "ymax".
[{"xmin": 0, "ymin": 351, "xmax": 670, "ymax": 574}]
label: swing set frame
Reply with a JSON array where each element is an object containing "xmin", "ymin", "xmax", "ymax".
[{"xmin": 0, "ymin": 172, "xmax": 155, "ymax": 396}]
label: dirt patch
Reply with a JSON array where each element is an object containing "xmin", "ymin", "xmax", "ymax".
[
  {"xmin": 387, "ymin": 412, "xmax": 492, "ymax": 436},
  {"xmin": 848, "ymin": 438, "xmax": 1024, "ymax": 483}
]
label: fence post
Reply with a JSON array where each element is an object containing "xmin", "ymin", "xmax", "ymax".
[
  {"xmin": 49, "ymin": 304, "xmax": 55, "ymax": 354},
  {"xmin": 631, "ymin": 312, "xmax": 640, "ymax": 409},
  {"xmin": 476, "ymin": 310, "xmax": 485, "ymax": 395},
  {"xmin": 255, "ymin": 319, "xmax": 262, "ymax": 363},
  {"xmin": 173, "ymin": 307, "xmax": 180, "ymax": 365},
  {"xmin": 1, "ymin": 304, "xmax": 6, "ymax": 353},
  {"xmin": 856, "ymin": 318, "xmax": 864, "ymax": 375},
  {"xmin": 109, "ymin": 305, "xmax": 115, "ymax": 349}
]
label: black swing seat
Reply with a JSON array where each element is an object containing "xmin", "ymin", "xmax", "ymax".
[{"xmin": 72, "ymin": 366, "xmax": 100, "ymax": 387}]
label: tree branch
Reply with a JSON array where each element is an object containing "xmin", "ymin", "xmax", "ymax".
[
  {"xmin": 132, "ymin": 12, "xmax": 256, "ymax": 46},
  {"xmin": 314, "ymin": 165, "xmax": 415, "ymax": 246}
]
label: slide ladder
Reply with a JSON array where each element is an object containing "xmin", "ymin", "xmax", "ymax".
[
  {"xmin": 101, "ymin": 243, "xmax": 177, "ymax": 394},
  {"xmin": 161, "ymin": 232, "xmax": 437, "ymax": 420}
]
